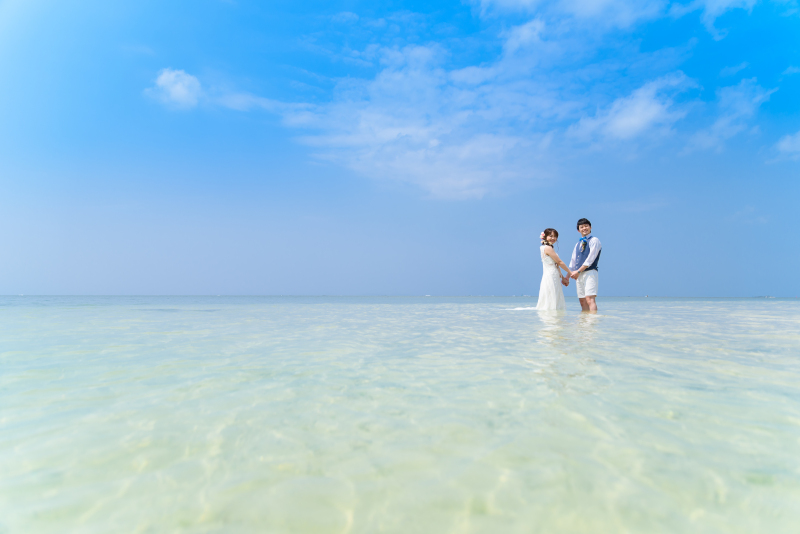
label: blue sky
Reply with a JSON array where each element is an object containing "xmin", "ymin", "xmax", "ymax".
[{"xmin": 0, "ymin": 0, "xmax": 798, "ymax": 296}]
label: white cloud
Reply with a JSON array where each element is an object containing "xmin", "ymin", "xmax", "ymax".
[
  {"xmin": 121, "ymin": 44, "xmax": 155, "ymax": 56},
  {"xmin": 503, "ymin": 18, "xmax": 545, "ymax": 53},
  {"xmin": 145, "ymin": 68, "xmax": 202, "ymax": 109},
  {"xmin": 783, "ymin": 66, "xmax": 800, "ymax": 75},
  {"xmin": 720, "ymin": 61, "xmax": 747, "ymax": 76},
  {"xmin": 728, "ymin": 206, "xmax": 767, "ymax": 224},
  {"xmin": 238, "ymin": 9, "xmax": 699, "ymax": 197},
  {"xmin": 687, "ymin": 78, "xmax": 775, "ymax": 152},
  {"xmin": 477, "ymin": 0, "xmax": 765, "ymax": 34},
  {"xmin": 332, "ymin": 12, "xmax": 359, "ymax": 23},
  {"xmin": 476, "ymin": 0, "xmax": 667, "ymax": 27},
  {"xmin": 215, "ymin": 92, "xmax": 281, "ymax": 112},
  {"xmin": 563, "ymin": 0, "xmax": 667, "ymax": 25},
  {"xmin": 692, "ymin": 0, "xmax": 758, "ymax": 23},
  {"xmin": 144, "ymin": 69, "xmax": 308, "ymax": 115},
  {"xmin": 478, "ymin": 0, "xmax": 538, "ymax": 8},
  {"xmin": 776, "ymin": 130, "xmax": 800, "ymax": 160},
  {"xmin": 140, "ymin": 6, "xmax": 780, "ymax": 198},
  {"xmin": 600, "ymin": 198, "xmax": 670, "ymax": 212},
  {"xmin": 570, "ymin": 74, "xmax": 691, "ymax": 142},
  {"xmin": 670, "ymin": 0, "xmax": 758, "ymax": 38},
  {"xmin": 277, "ymin": 45, "xmax": 559, "ymax": 198}
]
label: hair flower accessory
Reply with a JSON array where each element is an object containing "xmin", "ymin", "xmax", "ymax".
[{"xmin": 540, "ymin": 228, "xmax": 558, "ymax": 247}]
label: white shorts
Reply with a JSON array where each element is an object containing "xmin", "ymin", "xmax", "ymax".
[{"xmin": 576, "ymin": 270, "xmax": 598, "ymax": 298}]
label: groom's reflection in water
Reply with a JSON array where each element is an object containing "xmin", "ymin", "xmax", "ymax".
[{"xmin": 576, "ymin": 312, "xmax": 599, "ymax": 345}]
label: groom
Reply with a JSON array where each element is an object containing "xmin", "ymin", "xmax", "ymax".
[{"xmin": 566, "ymin": 218, "xmax": 601, "ymax": 313}]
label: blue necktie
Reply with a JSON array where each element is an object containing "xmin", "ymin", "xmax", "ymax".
[{"xmin": 579, "ymin": 236, "xmax": 590, "ymax": 252}]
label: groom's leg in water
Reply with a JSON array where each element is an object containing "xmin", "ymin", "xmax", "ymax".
[
  {"xmin": 577, "ymin": 271, "xmax": 598, "ymax": 313},
  {"xmin": 578, "ymin": 297, "xmax": 597, "ymax": 312}
]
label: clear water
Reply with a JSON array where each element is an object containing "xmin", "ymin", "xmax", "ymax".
[{"xmin": 2, "ymin": 296, "xmax": 799, "ymax": 533}]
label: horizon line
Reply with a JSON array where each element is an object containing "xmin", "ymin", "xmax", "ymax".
[{"xmin": 0, "ymin": 295, "xmax": 795, "ymax": 299}]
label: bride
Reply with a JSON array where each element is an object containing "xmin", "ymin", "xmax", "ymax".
[{"xmin": 536, "ymin": 228, "xmax": 573, "ymax": 311}]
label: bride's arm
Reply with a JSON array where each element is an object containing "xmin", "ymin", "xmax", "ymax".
[{"xmin": 544, "ymin": 248, "xmax": 573, "ymax": 277}]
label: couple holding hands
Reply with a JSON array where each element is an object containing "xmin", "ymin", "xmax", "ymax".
[{"xmin": 536, "ymin": 218, "xmax": 601, "ymax": 313}]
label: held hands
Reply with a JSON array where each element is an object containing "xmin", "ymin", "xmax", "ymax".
[{"xmin": 570, "ymin": 270, "xmax": 581, "ymax": 280}]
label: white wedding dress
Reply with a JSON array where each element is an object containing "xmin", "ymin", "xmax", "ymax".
[{"xmin": 536, "ymin": 245, "xmax": 566, "ymax": 311}]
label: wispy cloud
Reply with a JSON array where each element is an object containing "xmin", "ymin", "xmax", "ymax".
[
  {"xmin": 696, "ymin": 0, "xmax": 757, "ymax": 26},
  {"xmin": 600, "ymin": 198, "xmax": 670, "ymax": 212},
  {"xmin": 476, "ymin": 0, "xmax": 667, "ymax": 28},
  {"xmin": 332, "ymin": 12, "xmax": 359, "ymax": 24},
  {"xmin": 145, "ymin": 68, "xmax": 312, "ymax": 117},
  {"xmin": 142, "ymin": 4, "xmax": 785, "ymax": 198},
  {"xmin": 570, "ymin": 73, "xmax": 691, "ymax": 143},
  {"xmin": 215, "ymin": 93, "xmax": 282, "ymax": 112},
  {"xmin": 776, "ymin": 129, "xmax": 800, "ymax": 160},
  {"xmin": 281, "ymin": 44, "xmax": 555, "ymax": 198},
  {"xmin": 720, "ymin": 61, "xmax": 748, "ymax": 76},
  {"xmin": 502, "ymin": 18, "xmax": 545, "ymax": 54},
  {"xmin": 670, "ymin": 0, "xmax": 758, "ymax": 38},
  {"xmin": 783, "ymin": 66, "xmax": 800, "ymax": 75},
  {"xmin": 728, "ymin": 205, "xmax": 767, "ymax": 224},
  {"xmin": 477, "ymin": 0, "xmax": 764, "ymax": 34},
  {"xmin": 686, "ymin": 78, "xmax": 775, "ymax": 152},
  {"xmin": 144, "ymin": 68, "xmax": 202, "ymax": 109},
  {"xmin": 121, "ymin": 44, "xmax": 155, "ymax": 56},
  {"xmin": 255, "ymin": 10, "xmax": 705, "ymax": 197}
]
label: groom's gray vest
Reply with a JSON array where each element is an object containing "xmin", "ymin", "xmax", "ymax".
[{"xmin": 574, "ymin": 237, "xmax": 601, "ymax": 272}]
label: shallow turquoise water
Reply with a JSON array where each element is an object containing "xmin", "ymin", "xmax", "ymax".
[{"xmin": 2, "ymin": 296, "xmax": 800, "ymax": 533}]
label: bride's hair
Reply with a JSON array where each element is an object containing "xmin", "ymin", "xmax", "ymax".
[{"xmin": 542, "ymin": 228, "xmax": 558, "ymax": 246}]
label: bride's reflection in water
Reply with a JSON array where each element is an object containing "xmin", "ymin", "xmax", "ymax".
[
  {"xmin": 536, "ymin": 310, "xmax": 569, "ymax": 348},
  {"xmin": 536, "ymin": 310, "xmax": 602, "ymax": 350},
  {"xmin": 532, "ymin": 310, "xmax": 606, "ymax": 395}
]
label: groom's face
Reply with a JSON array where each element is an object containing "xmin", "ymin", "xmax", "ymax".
[{"xmin": 578, "ymin": 224, "xmax": 591, "ymax": 236}]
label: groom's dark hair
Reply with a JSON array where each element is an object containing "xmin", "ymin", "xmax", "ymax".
[{"xmin": 576, "ymin": 218, "xmax": 591, "ymax": 229}]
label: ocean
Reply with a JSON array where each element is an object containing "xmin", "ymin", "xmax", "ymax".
[{"xmin": 2, "ymin": 296, "xmax": 799, "ymax": 533}]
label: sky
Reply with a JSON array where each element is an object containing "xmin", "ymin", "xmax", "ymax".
[{"xmin": 0, "ymin": 0, "xmax": 798, "ymax": 297}]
